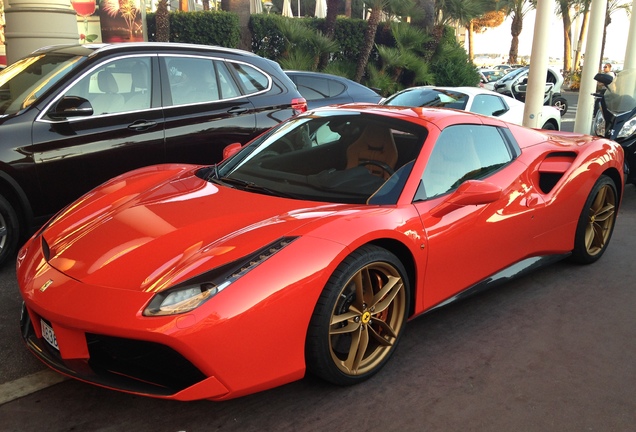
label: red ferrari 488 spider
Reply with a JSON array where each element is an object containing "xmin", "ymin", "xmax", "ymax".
[{"xmin": 18, "ymin": 105, "xmax": 624, "ymax": 401}]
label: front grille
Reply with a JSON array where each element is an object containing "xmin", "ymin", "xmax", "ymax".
[
  {"xmin": 20, "ymin": 309, "xmax": 207, "ymax": 396},
  {"xmin": 86, "ymin": 333, "xmax": 207, "ymax": 394}
]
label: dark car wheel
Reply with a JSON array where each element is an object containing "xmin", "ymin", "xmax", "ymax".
[
  {"xmin": 0, "ymin": 195, "xmax": 20, "ymax": 266},
  {"xmin": 553, "ymin": 97, "xmax": 568, "ymax": 116},
  {"xmin": 570, "ymin": 175, "xmax": 617, "ymax": 264},
  {"xmin": 541, "ymin": 121, "xmax": 558, "ymax": 130},
  {"xmin": 305, "ymin": 245, "xmax": 409, "ymax": 385}
]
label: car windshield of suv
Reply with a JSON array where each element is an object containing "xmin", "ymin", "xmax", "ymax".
[
  {"xmin": 205, "ymin": 112, "xmax": 427, "ymax": 205},
  {"xmin": 0, "ymin": 53, "xmax": 83, "ymax": 116}
]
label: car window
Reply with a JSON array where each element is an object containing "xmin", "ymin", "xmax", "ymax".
[
  {"xmin": 295, "ymin": 76, "xmax": 345, "ymax": 100},
  {"xmin": 62, "ymin": 57, "xmax": 152, "ymax": 116},
  {"xmin": 166, "ymin": 56, "xmax": 220, "ymax": 105},
  {"xmin": 418, "ymin": 125, "xmax": 513, "ymax": 199},
  {"xmin": 215, "ymin": 61, "xmax": 241, "ymax": 99},
  {"xmin": 228, "ymin": 62, "xmax": 269, "ymax": 95},
  {"xmin": 470, "ymin": 94, "xmax": 508, "ymax": 117},
  {"xmin": 0, "ymin": 53, "xmax": 83, "ymax": 115},
  {"xmin": 384, "ymin": 89, "xmax": 468, "ymax": 110}
]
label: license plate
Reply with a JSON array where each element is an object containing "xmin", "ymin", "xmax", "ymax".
[{"xmin": 41, "ymin": 319, "xmax": 59, "ymax": 350}]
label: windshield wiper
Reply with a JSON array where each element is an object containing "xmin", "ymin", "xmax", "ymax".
[{"xmin": 216, "ymin": 176, "xmax": 296, "ymax": 199}]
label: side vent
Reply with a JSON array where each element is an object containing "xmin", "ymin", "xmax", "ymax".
[{"xmin": 537, "ymin": 152, "xmax": 577, "ymax": 193}]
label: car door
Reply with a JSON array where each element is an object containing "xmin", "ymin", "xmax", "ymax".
[
  {"xmin": 413, "ymin": 123, "xmax": 544, "ymax": 309},
  {"xmin": 161, "ymin": 55, "xmax": 257, "ymax": 165},
  {"xmin": 30, "ymin": 55, "xmax": 165, "ymax": 218}
]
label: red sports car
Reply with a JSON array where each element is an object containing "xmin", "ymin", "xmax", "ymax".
[{"xmin": 17, "ymin": 105, "xmax": 624, "ymax": 401}]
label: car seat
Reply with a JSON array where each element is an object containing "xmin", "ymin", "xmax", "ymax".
[
  {"xmin": 91, "ymin": 70, "xmax": 126, "ymax": 115},
  {"xmin": 126, "ymin": 64, "xmax": 150, "ymax": 111},
  {"xmin": 345, "ymin": 123, "xmax": 398, "ymax": 179}
]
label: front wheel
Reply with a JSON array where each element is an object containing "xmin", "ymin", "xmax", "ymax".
[
  {"xmin": 305, "ymin": 245, "xmax": 410, "ymax": 385},
  {"xmin": 570, "ymin": 175, "xmax": 618, "ymax": 264}
]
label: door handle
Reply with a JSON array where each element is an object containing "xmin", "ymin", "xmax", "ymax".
[
  {"xmin": 227, "ymin": 107, "xmax": 249, "ymax": 115},
  {"xmin": 128, "ymin": 120, "xmax": 157, "ymax": 131}
]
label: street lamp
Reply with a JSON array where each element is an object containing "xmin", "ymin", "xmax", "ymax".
[{"xmin": 264, "ymin": 1, "xmax": 273, "ymax": 13}]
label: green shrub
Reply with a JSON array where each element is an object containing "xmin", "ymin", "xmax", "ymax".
[
  {"xmin": 429, "ymin": 26, "xmax": 480, "ymax": 87},
  {"xmin": 146, "ymin": 11, "xmax": 240, "ymax": 48}
]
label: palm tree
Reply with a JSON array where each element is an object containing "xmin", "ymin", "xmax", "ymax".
[
  {"xmin": 155, "ymin": 0, "xmax": 170, "ymax": 42},
  {"xmin": 495, "ymin": 0, "xmax": 534, "ymax": 64},
  {"xmin": 556, "ymin": 0, "xmax": 575, "ymax": 73},
  {"xmin": 221, "ymin": 0, "xmax": 252, "ymax": 50},
  {"xmin": 436, "ymin": 0, "xmax": 487, "ymax": 25},
  {"xmin": 435, "ymin": 0, "xmax": 494, "ymax": 62},
  {"xmin": 354, "ymin": 0, "xmax": 386, "ymax": 82},
  {"xmin": 276, "ymin": 19, "xmax": 339, "ymax": 70},
  {"xmin": 467, "ymin": 9, "xmax": 505, "ymax": 61},
  {"xmin": 573, "ymin": 0, "xmax": 591, "ymax": 71},
  {"xmin": 368, "ymin": 22, "xmax": 434, "ymax": 93},
  {"xmin": 601, "ymin": 0, "xmax": 631, "ymax": 65}
]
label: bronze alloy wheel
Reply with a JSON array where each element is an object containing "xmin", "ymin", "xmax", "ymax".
[
  {"xmin": 306, "ymin": 245, "xmax": 410, "ymax": 385},
  {"xmin": 584, "ymin": 182, "xmax": 616, "ymax": 257},
  {"xmin": 329, "ymin": 261, "xmax": 406, "ymax": 376},
  {"xmin": 571, "ymin": 175, "xmax": 618, "ymax": 264}
]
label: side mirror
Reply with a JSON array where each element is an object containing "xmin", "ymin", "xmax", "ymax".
[
  {"xmin": 223, "ymin": 142, "xmax": 243, "ymax": 160},
  {"xmin": 47, "ymin": 96, "xmax": 93, "ymax": 120},
  {"xmin": 431, "ymin": 180, "xmax": 503, "ymax": 217},
  {"xmin": 594, "ymin": 72, "xmax": 614, "ymax": 86}
]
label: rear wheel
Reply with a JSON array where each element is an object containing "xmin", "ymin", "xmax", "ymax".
[
  {"xmin": 541, "ymin": 121, "xmax": 558, "ymax": 130},
  {"xmin": 0, "ymin": 195, "xmax": 20, "ymax": 267},
  {"xmin": 553, "ymin": 97, "xmax": 568, "ymax": 116},
  {"xmin": 570, "ymin": 175, "xmax": 617, "ymax": 264},
  {"xmin": 306, "ymin": 245, "xmax": 409, "ymax": 385}
]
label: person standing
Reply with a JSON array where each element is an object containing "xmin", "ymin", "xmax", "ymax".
[{"xmin": 603, "ymin": 63, "xmax": 617, "ymax": 79}]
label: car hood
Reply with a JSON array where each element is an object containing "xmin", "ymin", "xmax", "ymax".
[{"xmin": 41, "ymin": 164, "xmax": 341, "ymax": 292}]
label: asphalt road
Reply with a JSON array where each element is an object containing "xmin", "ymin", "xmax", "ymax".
[
  {"xmin": 1, "ymin": 91, "xmax": 635, "ymax": 431},
  {"xmin": 560, "ymin": 90, "xmax": 579, "ymax": 132}
]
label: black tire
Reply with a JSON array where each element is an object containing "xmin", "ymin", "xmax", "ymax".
[
  {"xmin": 0, "ymin": 195, "xmax": 20, "ymax": 267},
  {"xmin": 553, "ymin": 97, "xmax": 568, "ymax": 117},
  {"xmin": 541, "ymin": 121, "xmax": 558, "ymax": 130},
  {"xmin": 570, "ymin": 175, "xmax": 618, "ymax": 264},
  {"xmin": 305, "ymin": 245, "xmax": 410, "ymax": 385}
]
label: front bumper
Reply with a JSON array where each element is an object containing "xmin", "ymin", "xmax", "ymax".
[{"xmin": 19, "ymin": 302, "xmax": 227, "ymax": 398}]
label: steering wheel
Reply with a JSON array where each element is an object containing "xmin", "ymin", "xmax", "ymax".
[{"xmin": 358, "ymin": 160, "xmax": 395, "ymax": 177}]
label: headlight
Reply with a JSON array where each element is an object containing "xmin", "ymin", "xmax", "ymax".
[
  {"xmin": 617, "ymin": 115, "xmax": 636, "ymax": 139},
  {"xmin": 143, "ymin": 237, "xmax": 298, "ymax": 316},
  {"xmin": 593, "ymin": 109, "xmax": 606, "ymax": 136},
  {"xmin": 144, "ymin": 282, "xmax": 224, "ymax": 316}
]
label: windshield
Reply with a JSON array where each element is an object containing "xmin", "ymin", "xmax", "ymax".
[
  {"xmin": 604, "ymin": 68, "xmax": 636, "ymax": 114},
  {"xmin": 382, "ymin": 88, "xmax": 468, "ymax": 110},
  {"xmin": 207, "ymin": 112, "xmax": 427, "ymax": 204},
  {"xmin": 499, "ymin": 67, "xmax": 527, "ymax": 83},
  {"xmin": 0, "ymin": 53, "xmax": 84, "ymax": 116}
]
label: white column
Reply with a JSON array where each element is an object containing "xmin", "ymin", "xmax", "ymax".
[
  {"xmin": 623, "ymin": 0, "xmax": 636, "ymax": 70},
  {"xmin": 573, "ymin": 0, "xmax": 608, "ymax": 133},
  {"xmin": 4, "ymin": 0, "xmax": 79, "ymax": 65},
  {"xmin": 523, "ymin": 0, "xmax": 555, "ymax": 129}
]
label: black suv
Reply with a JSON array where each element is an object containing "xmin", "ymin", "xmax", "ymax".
[{"xmin": 0, "ymin": 43, "xmax": 306, "ymax": 265}]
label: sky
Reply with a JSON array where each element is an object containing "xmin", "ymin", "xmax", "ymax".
[{"xmin": 471, "ymin": 8, "xmax": 631, "ymax": 63}]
